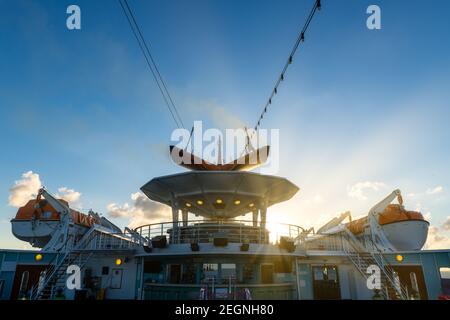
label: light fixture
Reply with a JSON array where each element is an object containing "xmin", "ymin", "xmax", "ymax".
[
  {"xmin": 186, "ymin": 202, "xmax": 192, "ymax": 207},
  {"xmin": 115, "ymin": 258, "xmax": 123, "ymax": 266},
  {"xmin": 396, "ymin": 254, "xmax": 403, "ymax": 262},
  {"xmin": 35, "ymin": 254, "xmax": 43, "ymax": 262},
  {"xmin": 196, "ymin": 200, "xmax": 204, "ymax": 205},
  {"xmin": 216, "ymin": 198, "xmax": 223, "ymax": 204},
  {"xmin": 249, "ymin": 203, "xmax": 255, "ymax": 208},
  {"xmin": 234, "ymin": 200, "xmax": 241, "ymax": 205}
]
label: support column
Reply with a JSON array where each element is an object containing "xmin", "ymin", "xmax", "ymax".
[
  {"xmin": 181, "ymin": 209, "xmax": 188, "ymax": 227},
  {"xmin": 260, "ymin": 206, "xmax": 267, "ymax": 230},
  {"xmin": 259, "ymin": 205, "xmax": 267, "ymax": 243},
  {"xmin": 171, "ymin": 205, "xmax": 180, "ymax": 244},
  {"xmin": 172, "ymin": 206, "xmax": 179, "ymax": 224},
  {"xmin": 252, "ymin": 210, "xmax": 258, "ymax": 227}
]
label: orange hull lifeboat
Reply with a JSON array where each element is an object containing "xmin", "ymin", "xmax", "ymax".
[
  {"xmin": 346, "ymin": 204, "xmax": 429, "ymax": 250},
  {"xmin": 11, "ymin": 199, "xmax": 100, "ymax": 248}
]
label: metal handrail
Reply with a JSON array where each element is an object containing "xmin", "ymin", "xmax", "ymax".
[
  {"xmin": 341, "ymin": 228, "xmax": 409, "ymax": 300},
  {"xmin": 134, "ymin": 219, "xmax": 305, "ymax": 245}
]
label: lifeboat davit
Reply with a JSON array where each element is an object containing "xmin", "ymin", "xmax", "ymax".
[
  {"xmin": 11, "ymin": 199, "xmax": 101, "ymax": 248},
  {"xmin": 346, "ymin": 204, "xmax": 429, "ymax": 251}
]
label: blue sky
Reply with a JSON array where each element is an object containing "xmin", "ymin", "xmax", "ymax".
[{"xmin": 1, "ymin": 0, "xmax": 450, "ymax": 249}]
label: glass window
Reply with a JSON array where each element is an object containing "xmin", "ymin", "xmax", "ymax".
[
  {"xmin": 440, "ymin": 267, "xmax": 450, "ymax": 279},
  {"xmin": 221, "ymin": 264, "xmax": 236, "ymax": 279},
  {"xmin": 313, "ymin": 267, "xmax": 324, "ymax": 281},
  {"xmin": 327, "ymin": 267, "xmax": 338, "ymax": 282},
  {"xmin": 203, "ymin": 263, "xmax": 219, "ymax": 281},
  {"xmin": 409, "ymin": 272, "xmax": 420, "ymax": 299},
  {"xmin": 439, "ymin": 267, "xmax": 450, "ymax": 295},
  {"xmin": 203, "ymin": 263, "xmax": 218, "ymax": 272},
  {"xmin": 19, "ymin": 271, "xmax": 29, "ymax": 295}
]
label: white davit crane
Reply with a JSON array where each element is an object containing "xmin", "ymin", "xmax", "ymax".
[
  {"xmin": 36, "ymin": 187, "xmax": 74, "ymax": 252},
  {"xmin": 366, "ymin": 189, "xmax": 403, "ymax": 252}
]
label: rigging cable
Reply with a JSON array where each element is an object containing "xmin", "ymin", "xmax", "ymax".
[
  {"xmin": 118, "ymin": 0, "xmax": 185, "ymax": 128},
  {"xmin": 249, "ymin": 0, "xmax": 321, "ymax": 140}
]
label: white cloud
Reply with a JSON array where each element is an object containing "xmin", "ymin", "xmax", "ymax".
[
  {"xmin": 9, "ymin": 171, "xmax": 82, "ymax": 209},
  {"xmin": 423, "ymin": 212, "xmax": 432, "ymax": 221},
  {"xmin": 347, "ymin": 181, "xmax": 387, "ymax": 201},
  {"xmin": 426, "ymin": 186, "xmax": 443, "ymax": 195},
  {"xmin": 56, "ymin": 187, "xmax": 81, "ymax": 204},
  {"xmin": 189, "ymin": 100, "xmax": 245, "ymax": 129},
  {"xmin": 107, "ymin": 192, "xmax": 170, "ymax": 228},
  {"xmin": 442, "ymin": 216, "xmax": 450, "ymax": 231},
  {"xmin": 8, "ymin": 171, "xmax": 42, "ymax": 207},
  {"xmin": 424, "ymin": 226, "xmax": 450, "ymax": 250}
]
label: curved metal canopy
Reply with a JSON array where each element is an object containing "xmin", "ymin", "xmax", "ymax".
[{"xmin": 141, "ymin": 171, "xmax": 299, "ymax": 219}]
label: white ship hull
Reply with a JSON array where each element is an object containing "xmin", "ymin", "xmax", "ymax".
[
  {"xmin": 381, "ymin": 220, "xmax": 429, "ymax": 251},
  {"xmin": 11, "ymin": 219, "xmax": 88, "ymax": 248}
]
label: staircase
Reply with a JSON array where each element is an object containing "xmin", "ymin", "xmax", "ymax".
[
  {"xmin": 29, "ymin": 226, "xmax": 139, "ymax": 300},
  {"xmin": 341, "ymin": 228, "xmax": 409, "ymax": 300}
]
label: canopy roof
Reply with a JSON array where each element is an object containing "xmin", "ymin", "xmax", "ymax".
[{"xmin": 141, "ymin": 171, "xmax": 299, "ymax": 219}]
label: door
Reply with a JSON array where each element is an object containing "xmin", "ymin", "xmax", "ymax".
[
  {"xmin": 390, "ymin": 265, "xmax": 428, "ymax": 299},
  {"xmin": 312, "ymin": 265, "xmax": 341, "ymax": 300},
  {"xmin": 10, "ymin": 264, "xmax": 47, "ymax": 299},
  {"xmin": 168, "ymin": 264, "xmax": 182, "ymax": 284},
  {"xmin": 261, "ymin": 264, "xmax": 274, "ymax": 284}
]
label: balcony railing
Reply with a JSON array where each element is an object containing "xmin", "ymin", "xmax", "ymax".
[{"xmin": 134, "ymin": 219, "xmax": 305, "ymax": 245}]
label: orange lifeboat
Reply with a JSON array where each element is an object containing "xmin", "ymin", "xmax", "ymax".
[
  {"xmin": 346, "ymin": 204, "xmax": 427, "ymax": 235},
  {"xmin": 13, "ymin": 199, "xmax": 98, "ymax": 228},
  {"xmin": 345, "ymin": 204, "xmax": 429, "ymax": 250}
]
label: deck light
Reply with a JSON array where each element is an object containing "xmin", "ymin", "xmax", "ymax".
[
  {"xmin": 35, "ymin": 254, "xmax": 43, "ymax": 261},
  {"xmin": 186, "ymin": 202, "xmax": 192, "ymax": 207},
  {"xmin": 216, "ymin": 199, "xmax": 223, "ymax": 204},
  {"xmin": 396, "ymin": 254, "xmax": 403, "ymax": 262},
  {"xmin": 196, "ymin": 200, "xmax": 204, "ymax": 205},
  {"xmin": 249, "ymin": 203, "xmax": 255, "ymax": 208},
  {"xmin": 234, "ymin": 200, "xmax": 241, "ymax": 205},
  {"xmin": 115, "ymin": 258, "xmax": 123, "ymax": 266}
]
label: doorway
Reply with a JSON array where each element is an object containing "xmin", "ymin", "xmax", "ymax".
[
  {"xmin": 312, "ymin": 265, "xmax": 341, "ymax": 300},
  {"xmin": 261, "ymin": 264, "xmax": 274, "ymax": 284},
  {"xmin": 168, "ymin": 264, "xmax": 182, "ymax": 284},
  {"xmin": 10, "ymin": 264, "xmax": 47, "ymax": 299}
]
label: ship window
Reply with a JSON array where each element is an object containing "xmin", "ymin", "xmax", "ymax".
[
  {"xmin": 274, "ymin": 258, "xmax": 292, "ymax": 273},
  {"xmin": 221, "ymin": 264, "xmax": 236, "ymax": 280},
  {"xmin": 202, "ymin": 263, "xmax": 219, "ymax": 280},
  {"xmin": 203, "ymin": 263, "xmax": 218, "ymax": 272},
  {"xmin": 0, "ymin": 279, "xmax": 4, "ymax": 297},
  {"xmin": 409, "ymin": 272, "xmax": 420, "ymax": 299},
  {"xmin": 42, "ymin": 211, "xmax": 52, "ymax": 219},
  {"xmin": 19, "ymin": 271, "xmax": 29, "ymax": 295},
  {"xmin": 144, "ymin": 261, "xmax": 161, "ymax": 274},
  {"xmin": 440, "ymin": 267, "xmax": 450, "ymax": 279},
  {"xmin": 102, "ymin": 266, "xmax": 109, "ymax": 275},
  {"xmin": 439, "ymin": 267, "xmax": 450, "ymax": 295}
]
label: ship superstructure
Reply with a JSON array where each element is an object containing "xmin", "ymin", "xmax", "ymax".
[{"xmin": 1, "ymin": 145, "xmax": 449, "ymax": 301}]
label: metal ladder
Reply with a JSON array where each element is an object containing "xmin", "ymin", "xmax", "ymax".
[
  {"xmin": 341, "ymin": 228, "xmax": 409, "ymax": 300},
  {"xmin": 29, "ymin": 227, "xmax": 99, "ymax": 300}
]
